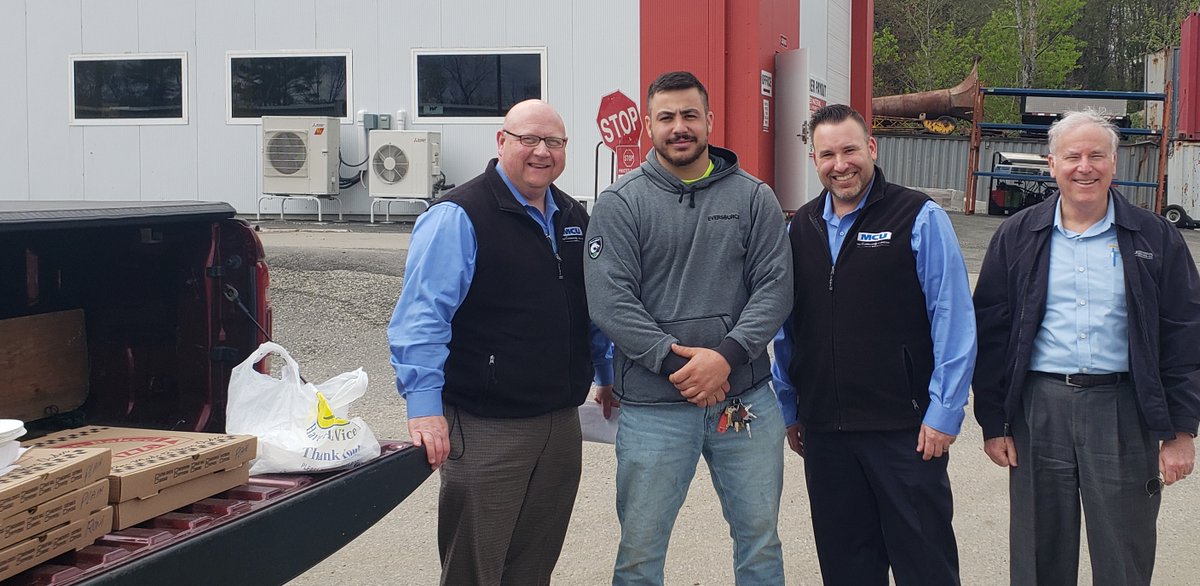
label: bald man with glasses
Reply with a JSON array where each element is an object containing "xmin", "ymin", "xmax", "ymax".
[{"xmin": 388, "ymin": 99, "xmax": 613, "ymax": 585}]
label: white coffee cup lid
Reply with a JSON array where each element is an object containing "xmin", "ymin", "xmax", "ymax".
[{"xmin": 0, "ymin": 420, "xmax": 27, "ymax": 444}]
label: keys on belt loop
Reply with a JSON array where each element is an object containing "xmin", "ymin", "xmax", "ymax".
[{"xmin": 717, "ymin": 398, "xmax": 757, "ymax": 436}]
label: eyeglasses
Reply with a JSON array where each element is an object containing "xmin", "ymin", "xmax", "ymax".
[{"xmin": 503, "ymin": 129, "xmax": 568, "ymax": 149}]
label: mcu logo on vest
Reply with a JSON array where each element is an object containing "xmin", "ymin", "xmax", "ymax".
[
  {"xmin": 858, "ymin": 231, "xmax": 892, "ymax": 242},
  {"xmin": 857, "ymin": 231, "xmax": 893, "ymax": 248}
]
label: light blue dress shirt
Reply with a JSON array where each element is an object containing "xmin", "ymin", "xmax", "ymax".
[
  {"xmin": 387, "ymin": 165, "xmax": 615, "ymax": 419},
  {"xmin": 1029, "ymin": 196, "xmax": 1129, "ymax": 374},
  {"xmin": 771, "ymin": 186, "xmax": 978, "ymax": 435}
]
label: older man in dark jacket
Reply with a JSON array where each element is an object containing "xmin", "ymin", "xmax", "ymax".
[{"xmin": 973, "ymin": 110, "xmax": 1200, "ymax": 585}]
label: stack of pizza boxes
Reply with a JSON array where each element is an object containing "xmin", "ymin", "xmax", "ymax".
[
  {"xmin": 23, "ymin": 426, "xmax": 256, "ymax": 532},
  {"xmin": 0, "ymin": 446, "xmax": 113, "ymax": 581}
]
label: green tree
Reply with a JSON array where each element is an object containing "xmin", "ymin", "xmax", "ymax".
[
  {"xmin": 970, "ymin": 1, "xmax": 1083, "ymax": 120},
  {"xmin": 873, "ymin": 22, "xmax": 983, "ymax": 96},
  {"xmin": 1007, "ymin": 0, "xmax": 1083, "ymax": 87},
  {"xmin": 874, "ymin": 27, "xmax": 902, "ymax": 96},
  {"xmin": 1070, "ymin": 0, "xmax": 1200, "ymax": 90},
  {"xmin": 927, "ymin": 24, "xmax": 979, "ymax": 89},
  {"xmin": 874, "ymin": 0, "xmax": 996, "ymax": 95}
]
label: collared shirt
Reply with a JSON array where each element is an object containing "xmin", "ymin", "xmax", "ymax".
[
  {"xmin": 387, "ymin": 167, "xmax": 614, "ymax": 419},
  {"xmin": 1029, "ymin": 196, "xmax": 1129, "ymax": 374},
  {"xmin": 496, "ymin": 166, "xmax": 561, "ymax": 253},
  {"xmin": 822, "ymin": 180, "xmax": 872, "ymax": 263},
  {"xmin": 771, "ymin": 186, "xmax": 977, "ymax": 435}
]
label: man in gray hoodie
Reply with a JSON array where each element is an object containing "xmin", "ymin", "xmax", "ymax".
[{"xmin": 584, "ymin": 71, "xmax": 793, "ymax": 585}]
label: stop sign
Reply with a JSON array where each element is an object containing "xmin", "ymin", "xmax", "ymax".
[{"xmin": 596, "ymin": 91, "xmax": 642, "ymax": 151}]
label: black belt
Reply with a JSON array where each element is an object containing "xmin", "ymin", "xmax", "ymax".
[{"xmin": 1031, "ymin": 371, "xmax": 1129, "ymax": 388}]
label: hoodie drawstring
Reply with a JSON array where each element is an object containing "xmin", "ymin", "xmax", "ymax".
[{"xmin": 678, "ymin": 188, "xmax": 697, "ymax": 208}]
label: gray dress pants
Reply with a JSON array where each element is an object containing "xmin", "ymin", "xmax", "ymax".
[
  {"xmin": 438, "ymin": 404, "xmax": 582, "ymax": 586},
  {"xmin": 1009, "ymin": 375, "xmax": 1160, "ymax": 585}
]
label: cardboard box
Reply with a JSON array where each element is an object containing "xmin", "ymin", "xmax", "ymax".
[
  {"xmin": 25, "ymin": 426, "xmax": 256, "ymax": 502},
  {"xmin": 0, "ymin": 310, "xmax": 90, "ymax": 424},
  {"xmin": 0, "ymin": 507, "xmax": 113, "ymax": 582},
  {"xmin": 112, "ymin": 464, "xmax": 249, "ymax": 530},
  {"xmin": 0, "ymin": 449, "xmax": 111, "ymax": 519},
  {"xmin": 0, "ymin": 479, "xmax": 108, "ymax": 550}
]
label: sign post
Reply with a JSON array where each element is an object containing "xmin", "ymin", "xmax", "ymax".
[{"xmin": 596, "ymin": 91, "xmax": 643, "ymax": 177}]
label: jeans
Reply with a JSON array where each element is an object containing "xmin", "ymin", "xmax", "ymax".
[{"xmin": 612, "ymin": 382, "xmax": 785, "ymax": 585}]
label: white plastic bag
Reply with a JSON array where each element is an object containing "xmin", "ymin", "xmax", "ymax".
[{"xmin": 226, "ymin": 342, "xmax": 381, "ymax": 474}]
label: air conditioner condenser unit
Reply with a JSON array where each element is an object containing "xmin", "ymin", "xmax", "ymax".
[
  {"xmin": 368, "ymin": 130, "xmax": 441, "ymax": 199},
  {"xmin": 262, "ymin": 116, "xmax": 340, "ymax": 196}
]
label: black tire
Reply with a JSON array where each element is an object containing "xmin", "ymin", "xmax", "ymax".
[{"xmin": 1165, "ymin": 205, "xmax": 1187, "ymax": 227}]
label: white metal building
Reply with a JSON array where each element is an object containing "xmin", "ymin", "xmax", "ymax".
[{"xmin": 4, "ymin": 0, "xmax": 861, "ymax": 214}]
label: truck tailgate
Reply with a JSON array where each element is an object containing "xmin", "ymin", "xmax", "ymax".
[{"xmin": 13, "ymin": 443, "xmax": 430, "ymax": 586}]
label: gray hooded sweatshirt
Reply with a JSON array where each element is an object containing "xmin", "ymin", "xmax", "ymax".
[{"xmin": 584, "ymin": 146, "xmax": 793, "ymax": 404}]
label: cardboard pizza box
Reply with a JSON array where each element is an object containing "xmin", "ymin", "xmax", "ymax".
[
  {"xmin": 111, "ymin": 464, "xmax": 249, "ymax": 530},
  {"xmin": 24, "ymin": 426, "xmax": 255, "ymax": 502},
  {"xmin": 0, "ymin": 479, "xmax": 108, "ymax": 550},
  {"xmin": 0, "ymin": 507, "xmax": 112, "ymax": 582},
  {"xmin": 0, "ymin": 449, "xmax": 111, "ymax": 519}
]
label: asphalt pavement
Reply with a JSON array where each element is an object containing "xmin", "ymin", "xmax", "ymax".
[{"xmin": 260, "ymin": 211, "xmax": 1200, "ymax": 585}]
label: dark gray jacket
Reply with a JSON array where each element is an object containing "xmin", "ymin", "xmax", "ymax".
[
  {"xmin": 584, "ymin": 147, "xmax": 793, "ymax": 404},
  {"xmin": 973, "ymin": 190, "xmax": 1200, "ymax": 441}
]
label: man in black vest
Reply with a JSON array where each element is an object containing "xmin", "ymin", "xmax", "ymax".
[
  {"xmin": 388, "ymin": 99, "xmax": 613, "ymax": 585},
  {"xmin": 772, "ymin": 104, "xmax": 976, "ymax": 585}
]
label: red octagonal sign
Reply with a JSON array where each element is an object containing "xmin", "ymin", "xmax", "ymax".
[{"xmin": 596, "ymin": 91, "xmax": 642, "ymax": 151}]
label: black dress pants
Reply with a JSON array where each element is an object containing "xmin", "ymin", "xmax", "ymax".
[{"xmin": 804, "ymin": 427, "xmax": 960, "ymax": 586}]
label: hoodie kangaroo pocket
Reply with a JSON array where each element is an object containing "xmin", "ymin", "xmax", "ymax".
[{"xmin": 658, "ymin": 315, "xmax": 733, "ymax": 348}]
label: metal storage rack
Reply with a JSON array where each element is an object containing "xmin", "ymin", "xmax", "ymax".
[{"xmin": 964, "ymin": 87, "xmax": 1171, "ymax": 215}]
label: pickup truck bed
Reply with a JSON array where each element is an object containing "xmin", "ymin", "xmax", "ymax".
[{"xmin": 0, "ymin": 202, "xmax": 430, "ymax": 584}]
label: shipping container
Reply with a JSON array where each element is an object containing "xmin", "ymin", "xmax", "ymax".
[{"xmin": 1166, "ymin": 141, "xmax": 1200, "ymax": 225}]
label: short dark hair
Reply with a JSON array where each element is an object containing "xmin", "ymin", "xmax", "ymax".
[
  {"xmin": 646, "ymin": 71, "xmax": 710, "ymax": 111},
  {"xmin": 809, "ymin": 104, "xmax": 869, "ymax": 138}
]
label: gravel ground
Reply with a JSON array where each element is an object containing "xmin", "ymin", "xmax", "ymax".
[{"xmin": 261, "ymin": 212, "xmax": 1200, "ymax": 585}]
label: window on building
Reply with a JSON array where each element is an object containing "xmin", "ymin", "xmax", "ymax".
[
  {"xmin": 413, "ymin": 48, "xmax": 546, "ymax": 123},
  {"xmin": 227, "ymin": 51, "xmax": 351, "ymax": 122},
  {"xmin": 70, "ymin": 53, "xmax": 188, "ymax": 125}
]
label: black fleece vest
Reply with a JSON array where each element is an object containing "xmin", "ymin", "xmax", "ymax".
[
  {"xmin": 441, "ymin": 161, "xmax": 593, "ymax": 418},
  {"xmin": 788, "ymin": 172, "xmax": 933, "ymax": 432}
]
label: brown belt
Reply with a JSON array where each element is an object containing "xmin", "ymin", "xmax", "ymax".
[{"xmin": 1031, "ymin": 371, "xmax": 1130, "ymax": 388}]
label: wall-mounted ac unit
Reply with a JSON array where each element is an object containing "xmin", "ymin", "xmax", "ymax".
[
  {"xmin": 368, "ymin": 130, "xmax": 441, "ymax": 199},
  {"xmin": 262, "ymin": 116, "xmax": 340, "ymax": 196}
]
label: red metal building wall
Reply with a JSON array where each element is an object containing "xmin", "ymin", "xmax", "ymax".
[
  {"xmin": 639, "ymin": 0, "xmax": 799, "ymax": 185},
  {"xmin": 638, "ymin": 2, "xmax": 729, "ymax": 147},
  {"xmin": 851, "ymin": 0, "xmax": 875, "ymax": 125},
  {"xmin": 1179, "ymin": 11, "xmax": 1200, "ymax": 140}
]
